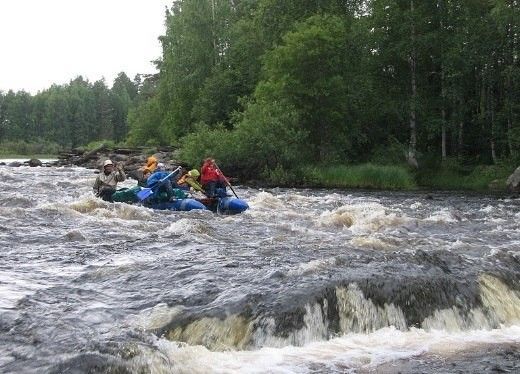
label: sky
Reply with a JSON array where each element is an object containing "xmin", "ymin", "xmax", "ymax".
[{"xmin": 0, "ymin": 0, "xmax": 171, "ymax": 94}]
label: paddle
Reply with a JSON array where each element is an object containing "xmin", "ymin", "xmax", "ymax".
[
  {"xmin": 137, "ymin": 166, "xmax": 181, "ymax": 201},
  {"xmin": 214, "ymin": 162, "xmax": 239, "ymax": 199}
]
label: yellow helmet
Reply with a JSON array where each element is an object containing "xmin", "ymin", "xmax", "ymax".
[{"xmin": 188, "ymin": 169, "xmax": 200, "ymax": 178}]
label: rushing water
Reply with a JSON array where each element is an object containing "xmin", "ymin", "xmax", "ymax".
[{"xmin": 0, "ymin": 164, "xmax": 519, "ymax": 373}]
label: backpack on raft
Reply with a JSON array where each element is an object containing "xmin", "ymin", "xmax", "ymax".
[{"xmin": 111, "ymin": 186, "xmax": 141, "ymax": 203}]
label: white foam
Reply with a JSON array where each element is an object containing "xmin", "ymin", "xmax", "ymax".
[
  {"xmin": 424, "ymin": 208, "xmax": 462, "ymax": 223},
  {"xmin": 130, "ymin": 325, "xmax": 520, "ymax": 374}
]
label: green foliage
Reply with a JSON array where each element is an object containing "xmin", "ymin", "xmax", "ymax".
[
  {"xmin": 179, "ymin": 98, "xmax": 307, "ymax": 178},
  {"xmin": 301, "ymin": 164, "xmax": 417, "ymax": 190},
  {"xmin": 261, "ymin": 164, "xmax": 301, "ymax": 186},
  {"xmin": 417, "ymin": 160, "xmax": 512, "ymax": 191},
  {"xmin": 260, "ymin": 14, "xmax": 361, "ymax": 162},
  {"xmin": 2, "ymin": 0, "xmax": 519, "ymax": 192},
  {"xmin": 369, "ymin": 137, "xmax": 408, "ymax": 165},
  {"xmin": 178, "ymin": 123, "xmax": 235, "ymax": 168},
  {"xmin": 0, "ymin": 74, "xmax": 139, "ymax": 148},
  {"xmin": 0, "ymin": 139, "xmax": 62, "ymax": 156},
  {"xmin": 126, "ymin": 97, "xmax": 167, "ymax": 146},
  {"xmin": 83, "ymin": 140, "xmax": 116, "ymax": 151}
]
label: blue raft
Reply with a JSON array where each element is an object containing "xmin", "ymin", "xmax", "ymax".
[
  {"xmin": 145, "ymin": 198, "xmax": 207, "ymax": 211},
  {"xmin": 111, "ymin": 187, "xmax": 208, "ymax": 212},
  {"xmin": 111, "ymin": 186, "xmax": 248, "ymax": 213},
  {"xmin": 196, "ymin": 196, "xmax": 249, "ymax": 214}
]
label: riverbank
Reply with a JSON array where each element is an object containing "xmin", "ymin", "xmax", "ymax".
[{"xmin": 1, "ymin": 145, "xmax": 518, "ymax": 194}]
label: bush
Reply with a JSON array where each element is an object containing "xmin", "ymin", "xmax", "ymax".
[{"xmin": 261, "ymin": 164, "xmax": 301, "ymax": 186}]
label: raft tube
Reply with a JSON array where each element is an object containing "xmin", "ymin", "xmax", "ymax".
[
  {"xmin": 197, "ymin": 197, "xmax": 249, "ymax": 214},
  {"xmin": 146, "ymin": 198, "xmax": 207, "ymax": 211}
]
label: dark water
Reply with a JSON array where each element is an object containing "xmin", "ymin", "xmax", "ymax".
[{"xmin": 0, "ymin": 165, "xmax": 519, "ymax": 373}]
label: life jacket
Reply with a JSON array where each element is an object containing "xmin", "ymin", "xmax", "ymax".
[
  {"xmin": 178, "ymin": 174, "xmax": 204, "ymax": 192},
  {"xmin": 145, "ymin": 156, "xmax": 158, "ymax": 173},
  {"xmin": 201, "ymin": 164, "xmax": 223, "ymax": 185}
]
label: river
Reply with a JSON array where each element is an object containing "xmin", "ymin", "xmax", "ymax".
[{"xmin": 0, "ymin": 164, "xmax": 519, "ymax": 373}]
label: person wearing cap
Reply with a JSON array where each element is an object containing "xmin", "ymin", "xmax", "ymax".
[
  {"xmin": 92, "ymin": 159, "xmax": 126, "ymax": 201},
  {"xmin": 177, "ymin": 169, "xmax": 205, "ymax": 193}
]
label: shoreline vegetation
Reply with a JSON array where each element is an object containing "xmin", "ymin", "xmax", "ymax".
[
  {"xmin": 1, "ymin": 142, "xmax": 515, "ymax": 193},
  {"xmin": 1, "ymin": 2, "xmax": 519, "ymax": 196}
]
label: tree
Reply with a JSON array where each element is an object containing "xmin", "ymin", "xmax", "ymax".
[
  {"xmin": 252, "ymin": 14, "xmax": 361, "ymax": 162},
  {"xmin": 111, "ymin": 73, "xmax": 136, "ymax": 142}
]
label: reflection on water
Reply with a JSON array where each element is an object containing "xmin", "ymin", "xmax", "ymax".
[{"xmin": 0, "ymin": 165, "xmax": 519, "ymax": 373}]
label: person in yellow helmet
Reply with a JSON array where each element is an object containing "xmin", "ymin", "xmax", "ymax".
[
  {"xmin": 145, "ymin": 156, "xmax": 158, "ymax": 173},
  {"xmin": 177, "ymin": 169, "xmax": 205, "ymax": 193},
  {"xmin": 136, "ymin": 156, "xmax": 158, "ymax": 186}
]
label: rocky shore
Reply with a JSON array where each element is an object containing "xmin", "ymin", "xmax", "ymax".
[{"xmin": 0, "ymin": 144, "xmax": 187, "ymax": 181}]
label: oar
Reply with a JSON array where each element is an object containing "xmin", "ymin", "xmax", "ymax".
[
  {"xmin": 137, "ymin": 166, "xmax": 181, "ymax": 201},
  {"xmin": 214, "ymin": 162, "xmax": 239, "ymax": 199}
]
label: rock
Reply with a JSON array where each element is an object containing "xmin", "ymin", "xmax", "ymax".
[
  {"xmin": 28, "ymin": 158, "xmax": 42, "ymax": 167},
  {"xmin": 112, "ymin": 154, "xmax": 129, "ymax": 162},
  {"xmin": 488, "ymin": 179, "xmax": 502, "ymax": 191},
  {"xmin": 8, "ymin": 161, "xmax": 22, "ymax": 167},
  {"xmin": 506, "ymin": 166, "xmax": 520, "ymax": 193}
]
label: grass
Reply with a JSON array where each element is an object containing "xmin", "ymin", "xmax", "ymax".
[
  {"xmin": 300, "ymin": 163, "xmax": 417, "ymax": 190},
  {"xmin": 417, "ymin": 164, "xmax": 512, "ymax": 191}
]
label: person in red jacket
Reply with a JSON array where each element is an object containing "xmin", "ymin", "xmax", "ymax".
[{"xmin": 200, "ymin": 158, "xmax": 228, "ymax": 197}]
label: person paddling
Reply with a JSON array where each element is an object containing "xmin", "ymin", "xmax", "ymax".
[
  {"xmin": 200, "ymin": 158, "xmax": 229, "ymax": 198},
  {"xmin": 145, "ymin": 163, "xmax": 186, "ymax": 201},
  {"xmin": 93, "ymin": 159, "xmax": 126, "ymax": 202}
]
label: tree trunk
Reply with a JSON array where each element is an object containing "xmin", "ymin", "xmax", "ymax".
[
  {"xmin": 441, "ymin": 108, "xmax": 447, "ymax": 161},
  {"xmin": 458, "ymin": 120, "xmax": 464, "ymax": 159},
  {"xmin": 489, "ymin": 87, "xmax": 497, "ymax": 164},
  {"xmin": 407, "ymin": 0, "xmax": 418, "ymax": 169},
  {"xmin": 439, "ymin": 0, "xmax": 447, "ymax": 161}
]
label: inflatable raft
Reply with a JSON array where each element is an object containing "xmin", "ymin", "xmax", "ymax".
[
  {"xmin": 110, "ymin": 186, "xmax": 248, "ymax": 213},
  {"xmin": 196, "ymin": 196, "xmax": 249, "ymax": 214}
]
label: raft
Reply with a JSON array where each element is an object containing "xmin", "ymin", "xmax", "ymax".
[
  {"xmin": 110, "ymin": 186, "xmax": 248, "ymax": 214},
  {"xmin": 111, "ymin": 186, "xmax": 207, "ymax": 211},
  {"xmin": 145, "ymin": 199, "xmax": 207, "ymax": 211},
  {"xmin": 196, "ymin": 196, "xmax": 249, "ymax": 215}
]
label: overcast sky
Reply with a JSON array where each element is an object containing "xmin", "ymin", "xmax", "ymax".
[{"xmin": 0, "ymin": 0, "xmax": 171, "ymax": 94}]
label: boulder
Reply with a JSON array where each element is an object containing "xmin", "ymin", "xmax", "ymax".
[
  {"xmin": 8, "ymin": 161, "xmax": 22, "ymax": 167},
  {"xmin": 28, "ymin": 158, "xmax": 43, "ymax": 167},
  {"xmin": 506, "ymin": 166, "xmax": 520, "ymax": 193},
  {"xmin": 488, "ymin": 179, "xmax": 502, "ymax": 191}
]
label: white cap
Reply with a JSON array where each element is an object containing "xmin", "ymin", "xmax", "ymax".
[{"xmin": 103, "ymin": 159, "xmax": 113, "ymax": 167}]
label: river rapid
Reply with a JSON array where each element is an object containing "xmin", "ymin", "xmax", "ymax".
[{"xmin": 0, "ymin": 165, "xmax": 519, "ymax": 373}]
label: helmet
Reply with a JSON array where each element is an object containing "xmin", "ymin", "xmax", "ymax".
[
  {"xmin": 188, "ymin": 169, "xmax": 200, "ymax": 178},
  {"xmin": 103, "ymin": 159, "xmax": 113, "ymax": 167}
]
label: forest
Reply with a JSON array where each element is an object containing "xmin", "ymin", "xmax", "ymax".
[{"xmin": 1, "ymin": 0, "xmax": 519, "ymax": 189}]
